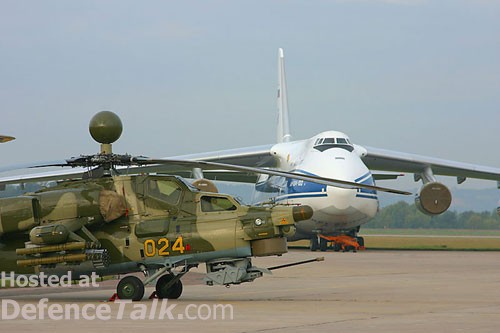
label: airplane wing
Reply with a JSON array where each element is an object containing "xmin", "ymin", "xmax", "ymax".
[
  {"xmin": 160, "ymin": 144, "xmax": 276, "ymax": 183},
  {"xmin": 361, "ymin": 145, "xmax": 500, "ymax": 183},
  {"xmin": 168, "ymin": 144, "xmax": 276, "ymax": 167}
]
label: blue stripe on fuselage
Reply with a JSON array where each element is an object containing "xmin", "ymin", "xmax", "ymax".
[
  {"xmin": 286, "ymin": 169, "xmax": 327, "ymax": 195},
  {"xmin": 355, "ymin": 172, "xmax": 378, "ymax": 199},
  {"xmin": 259, "ymin": 169, "xmax": 378, "ymax": 201},
  {"xmin": 274, "ymin": 192, "xmax": 328, "ymax": 202}
]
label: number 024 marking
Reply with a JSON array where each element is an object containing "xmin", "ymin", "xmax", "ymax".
[{"xmin": 143, "ymin": 236, "xmax": 185, "ymax": 257}]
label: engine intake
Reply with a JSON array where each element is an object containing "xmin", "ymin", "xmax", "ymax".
[{"xmin": 415, "ymin": 182, "xmax": 452, "ymax": 215}]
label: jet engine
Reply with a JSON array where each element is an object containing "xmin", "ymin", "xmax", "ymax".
[{"xmin": 415, "ymin": 182, "xmax": 452, "ymax": 215}]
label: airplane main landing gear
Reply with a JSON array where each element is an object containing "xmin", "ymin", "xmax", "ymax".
[
  {"xmin": 309, "ymin": 234, "xmax": 364, "ymax": 252},
  {"xmin": 318, "ymin": 234, "xmax": 365, "ymax": 252},
  {"xmin": 310, "ymin": 235, "xmax": 339, "ymax": 251},
  {"xmin": 310, "ymin": 236, "xmax": 319, "ymax": 251},
  {"xmin": 319, "ymin": 237, "xmax": 328, "ymax": 252}
]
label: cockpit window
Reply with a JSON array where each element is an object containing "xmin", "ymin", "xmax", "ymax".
[
  {"xmin": 148, "ymin": 179, "xmax": 182, "ymax": 204},
  {"xmin": 201, "ymin": 196, "xmax": 237, "ymax": 212},
  {"xmin": 313, "ymin": 137, "xmax": 354, "ymax": 152}
]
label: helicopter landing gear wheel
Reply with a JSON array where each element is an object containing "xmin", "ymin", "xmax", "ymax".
[
  {"xmin": 117, "ymin": 276, "xmax": 145, "ymax": 301},
  {"xmin": 156, "ymin": 274, "xmax": 183, "ymax": 299}
]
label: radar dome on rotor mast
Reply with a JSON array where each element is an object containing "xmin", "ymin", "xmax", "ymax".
[{"xmin": 89, "ymin": 111, "xmax": 123, "ymax": 154}]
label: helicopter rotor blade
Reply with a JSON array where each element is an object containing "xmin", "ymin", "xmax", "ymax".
[
  {"xmin": 0, "ymin": 154, "xmax": 411, "ymax": 195},
  {"xmin": 132, "ymin": 157, "xmax": 411, "ymax": 195}
]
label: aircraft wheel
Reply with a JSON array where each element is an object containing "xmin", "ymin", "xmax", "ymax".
[
  {"xmin": 344, "ymin": 245, "xmax": 356, "ymax": 252},
  {"xmin": 310, "ymin": 236, "xmax": 319, "ymax": 251},
  {"xmin": 356, "ymin": 236, "xmax": 365, "ymax": 247},
  {"xmin": 117, "ymin": 276, "xmax": 145, "ymax": 301},
  {"xmin": 333, "ymin": 243, "xmax": 342, "ymax": 252},
  {"xmin": 319, "ymin": 237, "xmax": 328, "ymax": 252},
  {"xmin": 156, "ymin": 274, "xmax": 183, "ymax": 299}
]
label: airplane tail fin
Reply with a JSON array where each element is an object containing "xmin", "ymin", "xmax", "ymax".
[{"xmin": 277, "ymin": 48, "xmax": 292, "ymax": 143}]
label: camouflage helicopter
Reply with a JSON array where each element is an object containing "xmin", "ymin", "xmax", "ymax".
[
  {"xmin": 0, "ymin": 111, "xmax": 398, "ymax": 301},
  {"xmin": 0, "ymin": 135, "xmax": 15, "ymax": 143}
]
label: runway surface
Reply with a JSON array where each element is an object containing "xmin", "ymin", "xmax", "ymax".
[{"xmin": 1, "ymin": 250, "xmax": 500, "ymax": 332}]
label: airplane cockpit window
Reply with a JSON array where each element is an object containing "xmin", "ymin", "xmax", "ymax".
[
  {"xmin": 200, "ymin": 196, "xmax": 237, "ymax": 212},
  {"xmin": 148, "ymin": 179, "xmax": 182, "ymax": 205},
  {"xmin": 313, "ymin": 137, "xmax": 354, "ymax": 152}
]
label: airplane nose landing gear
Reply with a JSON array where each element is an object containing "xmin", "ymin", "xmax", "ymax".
[{"xmin": 309, "ymin": 233, "xmax": 365, "ymax": 252}]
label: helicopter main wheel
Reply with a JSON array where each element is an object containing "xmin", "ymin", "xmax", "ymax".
[
  {"xmin": 117, "ymin": 276, "xmax": 145, "ymax": 301},
  {"xmin": 156, "ymin": 274, "xmax": 183, "ymax": 299}
]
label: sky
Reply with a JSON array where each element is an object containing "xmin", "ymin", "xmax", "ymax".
[{"xmin": 1, "ymin": 0, "xmax": 499, "ymax": 191}]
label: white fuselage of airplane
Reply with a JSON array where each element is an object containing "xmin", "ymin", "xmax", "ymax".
[{"xmin": 254, "ymin": 130, "xmax": 379, "ymax": 240}]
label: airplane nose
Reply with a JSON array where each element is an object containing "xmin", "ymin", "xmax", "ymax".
[{"xmin": 328, "ymin": 186, "xmax": 357, "ymax": 210}]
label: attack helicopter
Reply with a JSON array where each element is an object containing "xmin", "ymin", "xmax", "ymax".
[
  {"xmin": 0, "ymin": 135, "xmax": 15, "ymax": 143},
  {"xmin": 0, "ymin": 111, "xmax": 406, "ymax": 301}
]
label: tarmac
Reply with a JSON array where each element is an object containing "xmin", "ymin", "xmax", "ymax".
[{"xmin": 1, "ymin": 249, "xmax": 500, "ymax": 332}]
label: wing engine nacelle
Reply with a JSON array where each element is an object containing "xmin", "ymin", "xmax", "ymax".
[{"xmin": 415, "ymin": 182, "xmax": 452, "ymax": 215}]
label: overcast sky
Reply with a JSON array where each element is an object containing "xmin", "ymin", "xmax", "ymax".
[{"xmin": 1, "ymin": 0, "xmax": 499, "ymax": 190}]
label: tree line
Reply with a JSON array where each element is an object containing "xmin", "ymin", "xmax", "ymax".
[{"xmin": 365, "ymin": 201, "xmax": 500, "ymax": 229}]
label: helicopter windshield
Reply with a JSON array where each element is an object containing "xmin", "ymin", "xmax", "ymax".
[
  {"xmin": 148, "ymin": 179, "xmax": 182, "ymax": 205},
  {"xmin": 200, "ymin": 196, "xmax": 237, "ymax": 212}
]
